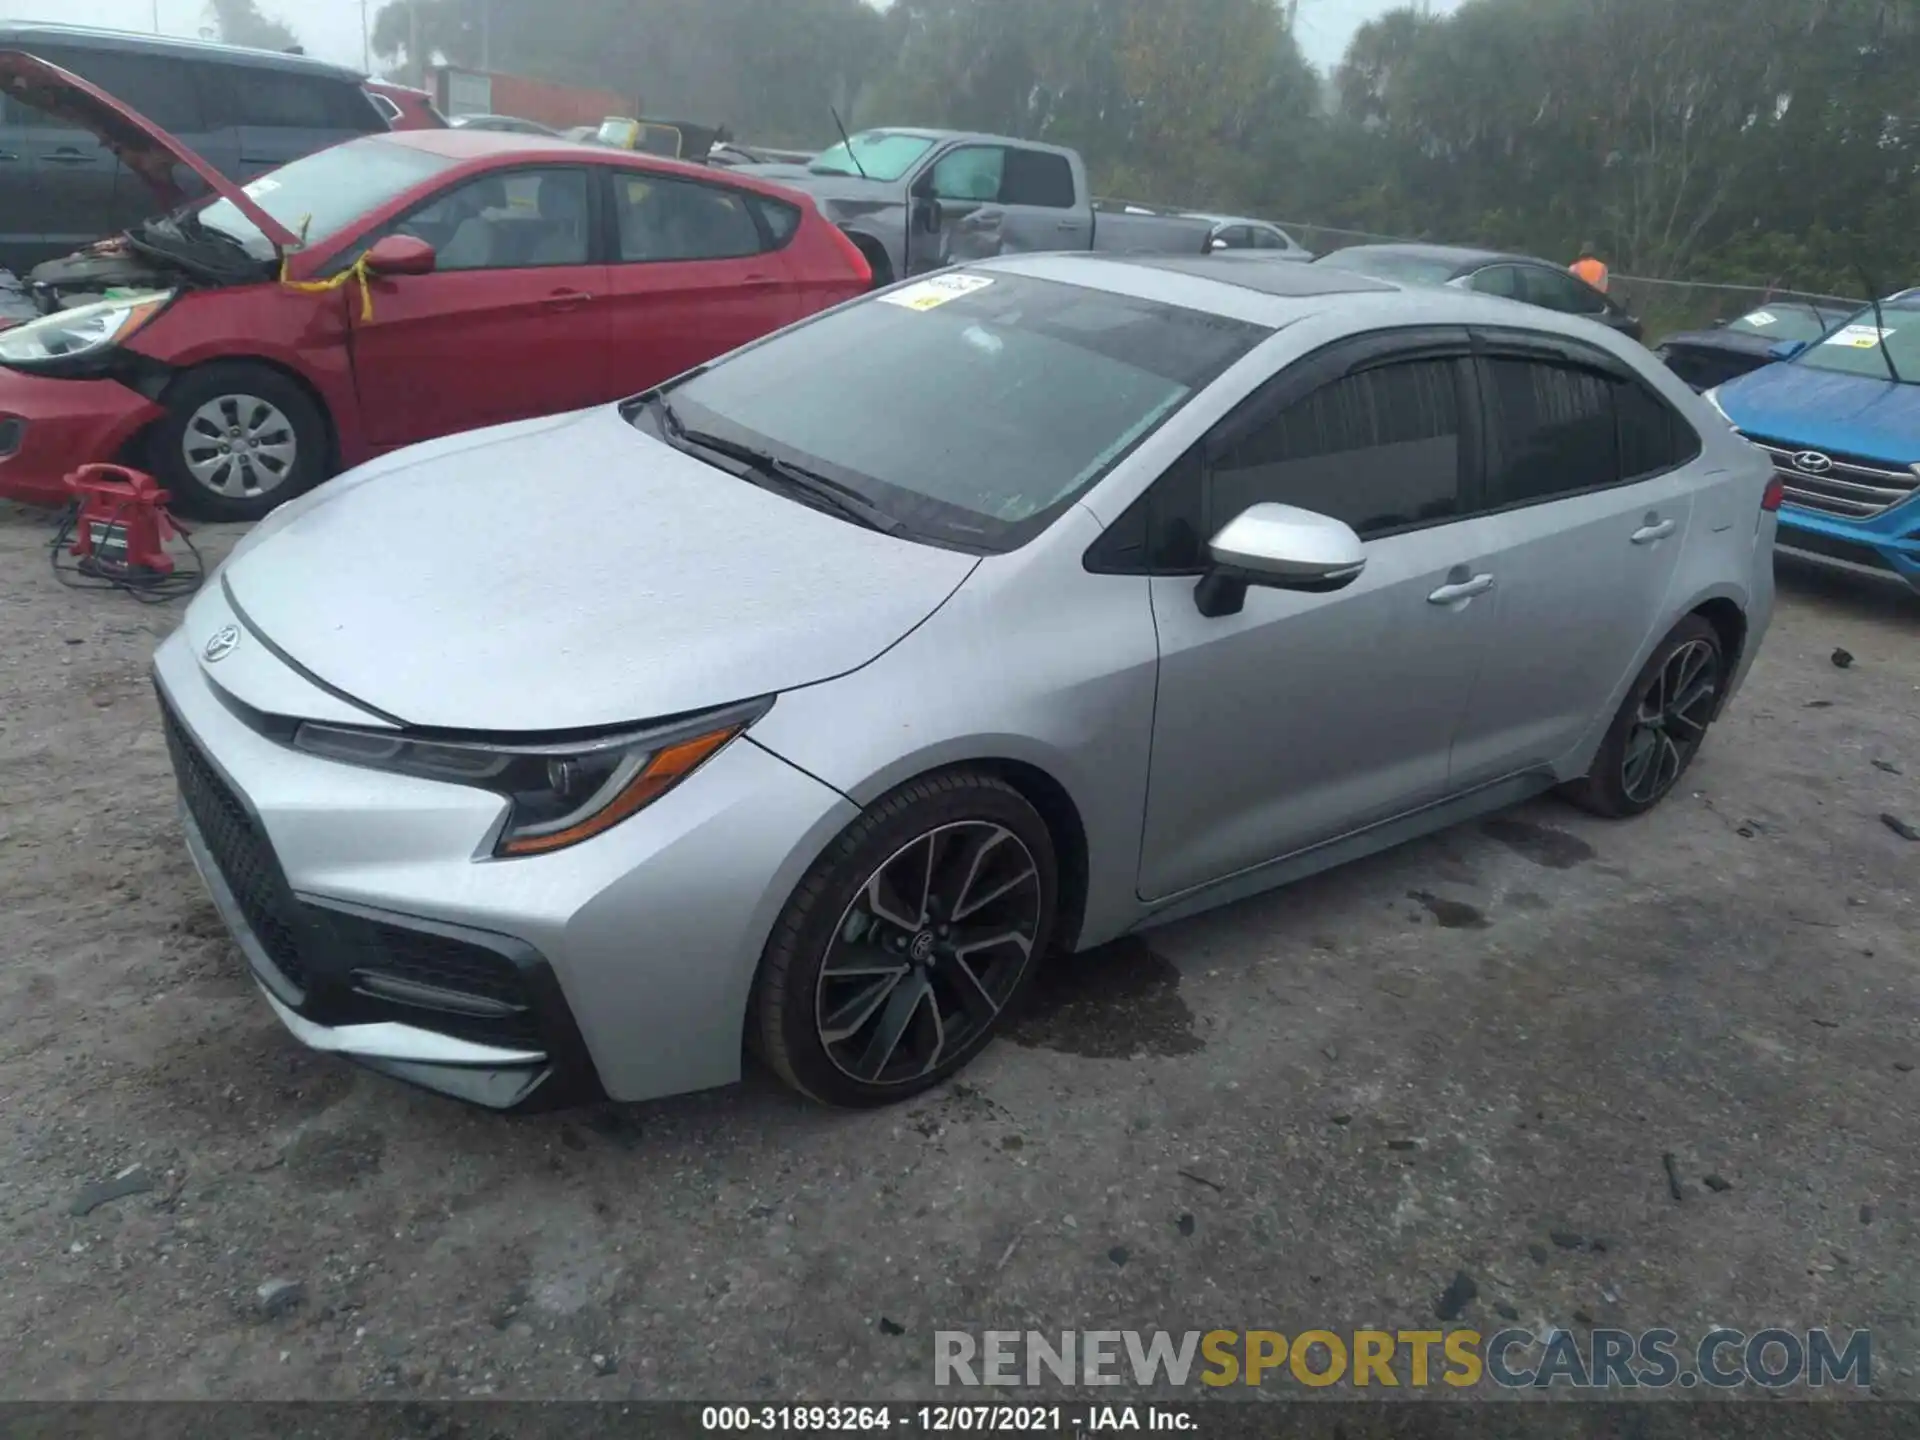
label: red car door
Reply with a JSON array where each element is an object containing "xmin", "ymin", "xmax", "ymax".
[
  {"xmin": 600, "ymin": 164, "xmax": 801, "ymax": 393},
  {"xmin": 347, "ymin": 165, "xmax": 610, "ymax": 450}
]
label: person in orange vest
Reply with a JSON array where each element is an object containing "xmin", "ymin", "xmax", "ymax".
[{"xmin": 1571, "ymin": 242, "xmax": 1610, "ymax": 293}]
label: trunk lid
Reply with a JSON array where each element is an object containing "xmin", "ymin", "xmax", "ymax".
[{"xmin": 0, "ymin": 49, "xmax": 300, "ymax": 250}]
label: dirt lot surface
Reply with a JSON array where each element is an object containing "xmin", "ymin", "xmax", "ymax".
[{"xmin": 2, "ymin": 498, "xmax": 1917, "ymax": 1403}]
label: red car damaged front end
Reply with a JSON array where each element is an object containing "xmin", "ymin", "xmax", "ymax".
[{"xmin": 0, "ymin": 367, "xmax": 166, "ymax": 507}]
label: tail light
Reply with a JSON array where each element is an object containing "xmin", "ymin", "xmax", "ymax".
[
  {"xmin": 1761, "ymin": 476, "xmax": 1784, "ymax": 512},
  {"xmin": 824, "ymin": 223, "xmax": 873, "ymax": 287}
]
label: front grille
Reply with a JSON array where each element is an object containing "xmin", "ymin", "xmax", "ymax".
[
  {"xmin": 0, "ymin": 417, "xmax": 22, "ymax": 458},
  {"xmin": 1744, "ymin": 437, "xmax": 1919, "ymax": 520},
  {"xmin": 159, "ymin": 694, "xmax": 311, "ymax": 991}
]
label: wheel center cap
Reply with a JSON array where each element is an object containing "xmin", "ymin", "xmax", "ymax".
[{"xmin": 909, "ymin": 931, "xmax": 937, "ymax": 964}]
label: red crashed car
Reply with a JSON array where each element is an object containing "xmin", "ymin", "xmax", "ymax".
[
  {"xmin": 364, "ymin": 79, "xmax": 448, "ymax": 132},
  {"xmin": 0, "ymin": 51, "xmax": 869, "ymax": 520}
]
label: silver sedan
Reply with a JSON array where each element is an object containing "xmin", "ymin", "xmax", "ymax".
[{"xmin": 154, "ymin": 254, "xmax": 1777, "ymax": 1110}]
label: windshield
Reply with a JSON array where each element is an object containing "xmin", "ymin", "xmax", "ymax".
[
  {"xmin": 1314, "ymin": 249, "xmax": 1460, "ymax": 287},
  {"xmin": 809, "ymin": 131, "xmax": 936, "ymax": 181},
  {"xmin": 1725, "ymin": 305, "xmax": 1841, "ymax": 343},
  {"xmin": 646, "ymin": 271, "xmax": 1269, "ymax": 552},
  {"xmin": 193, "ymin": 139, "xmax": 459, "ymax": 259},
  {"xmin": 1789, "ymin": 301, "xmax": 1920, "ymax": 385}
]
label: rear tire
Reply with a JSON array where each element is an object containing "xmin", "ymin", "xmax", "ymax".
[
  {"xmin": 149, "ymin": 362, "xmax": 330, "ymax": 522},
  {"xmin": 852, "ymin": 235, "xmax": 893, "ymax": 290},
  {"xmin": 752, "ymin": 771, "xmax": 1058, "ymax": 1108},
  {"xmin": 1561, "ymin": 615, "xmax": 1724, "ymax": 818}
]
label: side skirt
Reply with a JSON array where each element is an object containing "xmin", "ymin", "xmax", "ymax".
[{"xmin": 1128, "ymin": 770, "xmax": 1556, "ymax": 933}]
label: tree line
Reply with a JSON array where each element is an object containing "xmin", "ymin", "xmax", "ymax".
[{"xmin": 350, "ymin": 0, "xmax": 1919, "ymax": 293}]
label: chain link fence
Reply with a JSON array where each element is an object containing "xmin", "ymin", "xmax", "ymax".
[{"xmin": 1266, "ymin": 219, "xmax": 1865, "ymax": 342}]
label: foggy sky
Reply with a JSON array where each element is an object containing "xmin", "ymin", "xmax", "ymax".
[{"xmin": 0, "ymin": 0, "xmax": 1455, "ymax": 84}]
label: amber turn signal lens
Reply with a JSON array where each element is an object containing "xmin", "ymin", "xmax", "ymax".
[{"xmin": 497, "ymin": 724, "xmax": 743, "ymax": 857}]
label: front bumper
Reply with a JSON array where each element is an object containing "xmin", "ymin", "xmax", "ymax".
[
  {"xmin": 152, "ymin": 610, "xmax": 858, "ymax": 1107},
  {"xmin": 0, "ymin": 366, "xmax": 165, "ymax": 507},
  {"xmin": 1775, "ymin": 498, "xmax": 1920, "ymax": 590}
]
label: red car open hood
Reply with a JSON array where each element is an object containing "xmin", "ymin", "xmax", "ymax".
[{"xmin": 0, "ymin": 50, "xmax": 300, "ymax": 250}]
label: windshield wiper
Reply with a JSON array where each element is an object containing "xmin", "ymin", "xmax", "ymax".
[{"xmin": 652, "ymin": 396, "xmax": 906, "ymax": 537}]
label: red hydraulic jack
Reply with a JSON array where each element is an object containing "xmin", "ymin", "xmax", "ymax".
[{"xmin": 64, "ymin": 463, "xmax": 182, "ymax": 580}]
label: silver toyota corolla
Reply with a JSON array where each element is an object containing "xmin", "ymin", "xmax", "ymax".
[{"xmin": 153, "ymin": 254, "xmax": 1778, "ymax": 1111}]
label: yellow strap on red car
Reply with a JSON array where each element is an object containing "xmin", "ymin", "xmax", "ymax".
[{"xmin": 277, "ymin": 252, "xmax": 376, "ymax": 321}]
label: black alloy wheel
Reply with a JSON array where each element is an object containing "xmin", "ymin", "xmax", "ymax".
[
  {"xmin": 753, "ymin": 772, "xmax": 1058, "ymax": 1107},
  {"xmin": 1563, "ymin": 615, "xmax": 1725, "ymax": 818}
]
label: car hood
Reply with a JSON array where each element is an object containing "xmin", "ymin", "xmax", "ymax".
[
  {"xmin": 1663, "ymin": 328, "xmax": 1777, "ymax": 357},
  {"xmin": 1719, "ymin": 361, "xmax": 1920, "ymax": 464},
  {"xmin": 0, "ymin": 50, "xmax": 298, "ymax": 249},
  {"xmin": 219, "ymin": 406, "xmax": 980, "ymax": 733}
]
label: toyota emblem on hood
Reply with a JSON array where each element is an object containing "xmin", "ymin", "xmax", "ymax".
[
  {"xmin": 203, "ymin": 625, "xmax": 241, "ymax": 663},
  {"xmin": 1793, "ymin": 451, "xmax": 1834, "ymax": 475}
]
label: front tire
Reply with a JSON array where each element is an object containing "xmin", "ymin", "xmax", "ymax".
[
  {"xmin": 149, "ymin": 362, "xmax": 329, "ymax": 522},
  {"xmin": 753, "ymin": 771, "xmax": 1058, "ymax": 1107},
  {"xmin": 1562, "ymin": 615, "xmax": 1724, "ymax": 818}
]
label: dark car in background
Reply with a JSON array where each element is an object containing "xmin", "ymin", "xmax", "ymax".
[
  {"xmin": 0, "ymin": 23, "xmax": 385, "ymax": 274},
  {"xmin": 1655, "ymin": 300, "xmax": 1856, "ymax": 392},
  {"xmin": 448, "ymin": 113, "xmax": 562, "ymax": 137},
  {"xmin": 1316, "ymin": 243, "xmax": 1644, "ymax": 341}
]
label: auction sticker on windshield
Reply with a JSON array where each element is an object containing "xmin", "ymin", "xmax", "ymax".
[
  {"xmin": 1744, "ymin": 310, "xmax": 1777, "ymax": 327},
  {"xmin": 881, "ymin": 274, "xmax": 996, "ymax": 312},
  {"xmin": 1825, "ymin": 324, "xmax": 1894, "ymax": 349}
]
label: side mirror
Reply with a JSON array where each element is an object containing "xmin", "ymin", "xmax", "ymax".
[
  {"xmin": 1194, "ymin": 503, "xmax": 1367, "ymax": 618},
  {"xmin": 362, "ymin": 234, "xmax": 436, "ymax": 277},
  {"xmin": 1768, "ymin": 338, "xmax": 1809, "ymax": 362},
  {"xmin": 1210, "ymin": 236, "xmax": 1231, "ymax": 252}
]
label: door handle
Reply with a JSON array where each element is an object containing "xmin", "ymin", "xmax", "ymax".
[
  {"xmin": 1428, "ymin": 573, "xmax": 1495, "ymax": 605},
  {"xmin": 1056, "ymin": 219, "xmax": 1084, "ymax": 231},
  {"xmin": 0, "ymin": 151, "xmax": 17, "ymax": 162},
  {"xmin": 542, "ymin": 290, "xmax": 593, "ymax": 310},
  {"xmin": 42, "ymin": 150, "xmax": 96, "ymax": 165},
  {"xmin": 1632, "ymin": 518, "xmax": 1677, "ymax": 545}
]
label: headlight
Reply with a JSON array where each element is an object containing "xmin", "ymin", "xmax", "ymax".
[
  {"xmin": 0, "ymin": 289, "xmax": 175, "ymax": 370},
  {"xmin": 291, "ymin": 698, "xmax": 770, "ymax": 857}
]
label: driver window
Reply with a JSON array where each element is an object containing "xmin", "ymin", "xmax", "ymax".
[
  {"xmin": 384, "ymin": 167, "xmax": 590, "ymax": 272},
  {"xmin": 928, "ymin": 146, "xmax": 1006, "ymax": 203},
  {"xmin": 1210, "ymin": 359, "xmax": 1467, "ymax": 539}
]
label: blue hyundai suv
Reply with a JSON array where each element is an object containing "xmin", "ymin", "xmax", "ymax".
[{"xmin": 1707, "ymin": 290, "xmax": 1920, "ymax": 591}]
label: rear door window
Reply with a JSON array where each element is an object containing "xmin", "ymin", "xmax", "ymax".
[
  {"xmin": 613, "ymin": 172, "xmax": 770, "ymax": 261},
  {"xmin": 1616, "ymin": 375, "xmax": 1702, "ymax": 480},
  {"xmin": 1479, "ymin": 357, "xmax": 1619, "ymax": 506},
  {"xmin": 999, "ymin": 147, "xmax": 1075, "ymax": 208}
]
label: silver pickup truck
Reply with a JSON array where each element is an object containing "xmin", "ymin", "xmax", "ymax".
[{"xmin": 736, "ymin": 127, "xmax": 1214, "ymax": 286}]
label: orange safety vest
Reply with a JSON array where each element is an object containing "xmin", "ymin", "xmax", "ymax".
[{"xmin": 1571, "ymin": 256, "xmax": 1609, "ymax": 293}]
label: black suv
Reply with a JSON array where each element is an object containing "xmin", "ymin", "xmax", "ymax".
[{"xmin": 0, "ymin": 23, "xmax": 385, "ymax": 273}]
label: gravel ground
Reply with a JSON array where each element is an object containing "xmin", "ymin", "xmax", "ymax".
[{"xmin": 1, "ymin": 498, "xmax": 1917, "ymax": 1403}]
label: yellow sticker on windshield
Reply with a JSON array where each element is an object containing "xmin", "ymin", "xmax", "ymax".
[
  {"xmin": 879, "ymin": 273, "xmax": 995, "ymax": 311},
  {"xmin": 1826, "ymin": 323, "xmax": 1893, "ymax": 349}
]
